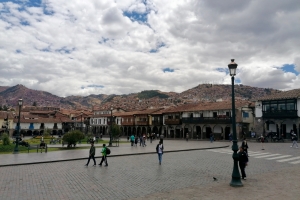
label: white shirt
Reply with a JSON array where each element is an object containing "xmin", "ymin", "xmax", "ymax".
[{"xmin": 158, "ymin": 144, "xmax": 163, "ymax": 154}]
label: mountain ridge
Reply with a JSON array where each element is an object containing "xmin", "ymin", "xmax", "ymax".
[{"xmin": 0, "ymin": 84, "xmax": 282, "ymax": 110}]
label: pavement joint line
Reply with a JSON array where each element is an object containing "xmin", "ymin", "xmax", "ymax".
[{"xmin": 0, "ymin": 145, "xmax": 229, "ymax": 167}]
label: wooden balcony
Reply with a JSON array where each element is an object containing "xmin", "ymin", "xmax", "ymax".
[
  {"xmin": 121, "ymin": 121, "xmax": 135, "ymax": 126},
  {"xmin": 152, "ymin": 121, "xmax": 163, "ymax": 126},
  {"xmin": 164, "ymin": 119, "xmax": 181, "ymax": 125},
  {"xmin": 263, "ymin": 110, "xmax": 298, "ymax": 118},
  {"xmin": 136, "ymin": 121, "xmax": 149, "ymax": 126},
  {"xmin": 182, "ymin": 117, "xmax": 232, "ymax": 124}
]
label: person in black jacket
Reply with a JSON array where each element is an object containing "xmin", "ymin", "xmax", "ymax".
[
  {"xmin": 238, "ymin": 146, "xmax": 249, "ymax": 180},
  {"xmin": 241, "ymin": 138, "xmax": 249, "ymax": 156}
]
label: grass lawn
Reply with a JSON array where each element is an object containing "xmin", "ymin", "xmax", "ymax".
[{"xmin": 0, "ymin": 139, "xmax": 129, "ymax": 154}]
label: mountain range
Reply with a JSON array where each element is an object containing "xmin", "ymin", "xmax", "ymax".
[{"xmin": 0, "ymin": 84, "xmax": 281, "ymax": 111}]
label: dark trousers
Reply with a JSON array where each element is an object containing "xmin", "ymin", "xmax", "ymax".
[
  {"xmin": 99, "ymin": 155, "xmax": 108, "ymax": 166},
  {"xmin": 239, "ymin": 162, "xmax": 246, "ymax": 178},
  {"xmin": 86, "ymin": 155, "xmax": 96, "ymax": 165}
]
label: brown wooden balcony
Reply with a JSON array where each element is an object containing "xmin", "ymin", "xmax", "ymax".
[
  {"xmin": 136, "ymin": 121, "xmax": 150, "ymax": 126},
  {"xmin": 164, "ymin": 119, "xmax": 181, "ymax": 125},
  {"xmin": 121, "ymin": 121, "xmax": 135, "ymax": 126}
]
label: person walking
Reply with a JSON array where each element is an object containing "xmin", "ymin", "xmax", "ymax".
[
  {"xmin": 210, "ymin": 132, "xmax": 214, "ymax": 143},
  {"xmin": 241, "ymin": 138, "xmax": 249, "ymax": 156},
  {"xmin": 139, "ymin": 135, "xmax": 143, "ymax": 146},
  {"xmin": 186, "ymin": 133, "xmax": 189, "ymax": 142},
  {"xmin": 160, "ymin": 133, "xmax": 164, "ymax": 144},
  {"xmin": 134, "ymin": 136, "xmax": 138, "ymax": 147},
  {"xmin": 238, "ymin": 146, "xmax": 249, "ymax": 180},
  {"xmin": 290, "ymin": 130, "xmax": 299, "ymax": 148},
  {"xmin": 85, "ymin": 142, "xmax": 96, "ymax": 166},
  {"xmin": 130, "ymin": 134, "xmax": 135, "ymax": 146},
  {"xmin": 143, "ymin": 135, "xmax": 147, "ymax": 147},
  {"xmin": 156, "ymin": 141, "xmax": 164, "ymax": 165},
  {"xmin": 99, "ymin": 144, "xmax": 108, "ymax": 166}
]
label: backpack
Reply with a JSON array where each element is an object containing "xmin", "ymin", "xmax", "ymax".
[{"xmin": 106, "ymin": 147, "xmax": 111, "ymax": 155}]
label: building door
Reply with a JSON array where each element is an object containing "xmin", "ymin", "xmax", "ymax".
[{"xmin": 206, "ymin": 127, "xmax": 212, "ymax": 138}]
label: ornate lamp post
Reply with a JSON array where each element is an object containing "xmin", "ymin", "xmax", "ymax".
[
  {"xmin": 109, "ymin": 107, "xmax": 113, "ymax": 147},
  {"xmin": 228, "ymin": 59, "xmax": 243, "ymax": 187},
  {"xmin": 13, "ymin": 99, "xmax": 23, "ymax": 154}
]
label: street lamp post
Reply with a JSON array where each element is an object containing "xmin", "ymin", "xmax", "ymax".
[
  {"xmin": 109, "ymin": 107, "xmax": 113, "ymax": 147},
  {"xmin": 13, "ymin": 99, "xmax": 23, "ymax": 154},
  {"xmin": 228, "ymin": 59, "xmax": 243, "ymax": 187},
  {"xmin": 81, "ymin": 112, "xmax": 83, "ymax": 133}
]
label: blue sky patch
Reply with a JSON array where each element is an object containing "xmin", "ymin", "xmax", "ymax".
[
  {"xmin": 149, "ymin": 42, "xmax": 165, "ymax": 53},
  {"xmin": 124, "ymin": 11, "xmax": 148, "ymax": 23},
  {"xmin": 281, "ymin": 64, "xmax": 299, "ymax": 75},
  {"xmin": 55, "ymin": 47, "xmax": 75, "ymax": 54},
  {"xmin": 235, "ymin": 78, "xmax": 241, "ymax": 84},
  {"xmin": 163, "ymin": 68, "xmax": 174, "ymax": 73}
]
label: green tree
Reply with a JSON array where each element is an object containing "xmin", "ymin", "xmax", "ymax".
[
  {"xmin": 112, "ymin": 124, "xmax": 121, "ymax": 138},
  {"xmin": 1, "ymin": 133, "xmax": 10, "ymax": 145},
  {"xmin": 62, "ymin": 130, "xmax": 85, "ymax": 147}
]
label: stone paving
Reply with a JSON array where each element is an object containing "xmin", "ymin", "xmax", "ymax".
[{"xmin": 0, "ymin": 140, "xmax": 300, "ymax": 199}]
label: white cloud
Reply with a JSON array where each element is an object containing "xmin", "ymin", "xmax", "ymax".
[{"xmin": 0, "ymin": 0, "xmax": 299, "ymax": 97}]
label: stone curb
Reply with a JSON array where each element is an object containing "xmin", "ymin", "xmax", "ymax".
[{"xmin": 0, "ymin": 145, "xmax": 229, "ymax": 167}]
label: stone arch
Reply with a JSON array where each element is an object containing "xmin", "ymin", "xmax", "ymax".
[{"xmin": 213, "ymin": 125, "xmax": 223, "ymax": 140}]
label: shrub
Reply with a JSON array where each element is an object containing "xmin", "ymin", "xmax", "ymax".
[
  {"xmin": 1, "ymin": 133, "xmax": 10, "ymax": 145},
  {"xmin": 62, "ymin": 130, "xmax": 85, "ymax": 147}
]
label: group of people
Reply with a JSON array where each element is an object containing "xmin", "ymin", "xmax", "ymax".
[{"xmin": 85, "ymin": 142, "xmax": 108, "ymax": 167}]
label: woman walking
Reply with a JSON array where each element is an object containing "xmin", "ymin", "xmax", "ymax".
[{"xmin": 156, "ymin": 141, "xmax": 164, "ymax": 165}]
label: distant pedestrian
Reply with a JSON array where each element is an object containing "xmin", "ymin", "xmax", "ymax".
[
  {"xmin": 229, "ymin": 133, "xmax": 233, "ymax": 142},
  {"xmin": 98, "ymin": 144, "xmax": 108, "ymax": 166},
  {"xmin": 241, "ymin": 138, "xmax": 249, "ymax": 156},
  {"xmin": 130, "ymin": 134, "xmax": 135, "ymax": 146},
  {"xmin": 157, "ymin": 133, "xmax": 159, "ymax": 140},
  {"xmin": 261, "ymin": 135, "xmax": 265, "ymax": 150},
  {"xmin": 238, "ymin": 146, "xmax": 248, "ymax": 180},
  {"xmin": 290, "ymin": 130, "xmax": 298, "ymax": 148},
  {"xmin": 210, "ymin": 133, "xmax": 214, "ymax": 143},
  {"xmin": 134, "ymin": 136, "xmax": 138, "ymax": 147},
  {"xmin": 156, "ymin": 141, "xmax": 164, "ymax": 165},
  {"xmin": 139, "ymin": 135, "xmax": 143, "ymax": 146},
  {"xmin": 85, "ymin": 142, "xmax": 96, "ymax": 166},
  {"xmin": 143, "ymin": 135, "xmax": 147, "ymax": 147},
  {"xmin": 186, "ymin": 133, "xmax": 189, "ymax": 142},
  {"xmin": 150, "ymin": 133, "xmax": 153, "ymax": 143}
]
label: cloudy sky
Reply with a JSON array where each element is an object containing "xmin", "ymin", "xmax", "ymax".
[{"xmin": 0, "ymin": 0, "xmax": 299, "ymax": 97}]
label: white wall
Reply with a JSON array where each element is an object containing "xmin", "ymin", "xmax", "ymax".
[{"xmin": 255, "ymin": 101, "xmax": 263, "ymax": 118}]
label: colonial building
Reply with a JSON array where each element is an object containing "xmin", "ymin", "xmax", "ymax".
[{"xmin": 255, "ymin": 89, "xmax": 300, "ymax": 139}]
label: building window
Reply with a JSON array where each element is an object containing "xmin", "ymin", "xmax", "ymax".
[{"xmin": 242, "ymin": 112, "xmax": 249, "ymax": 118}]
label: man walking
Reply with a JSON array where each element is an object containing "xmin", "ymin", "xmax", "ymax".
[
  {"xmin": 156, "ymin": 141, "xmax": 164, "ymax": 165},
  {"xmin": 85, "ymin": 142, "xmax": 96, "ymax": 166},
  {"xmin": 238, "ymin": 146, "xmax": 249, "ymax": 180},
  {"xmin": 99, "ymin": 144, "xmax": 108, "ymax": 166},
  {"xmin": 186, "ymin": 133, "xmax": 189, "ymax": 142},
  {"xmin": 290, "ymin": 130, "xmax": 298, "ymax": 148}
]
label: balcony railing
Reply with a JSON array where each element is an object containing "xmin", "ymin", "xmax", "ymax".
[
  {"xmin": 121, "ymin": 121, "xmax": 135, "ymax": 126},
  {"xmin": 152, "ymin": 121, "xmax": 162, "ymax": 126},
  {"xmin": 182, "ymin": 117, "xmax": 232, "ymax": 124},
  {"xmin": 164, "ymin": 119, "xmax": 181, "ymax": 125},
  {"xmin": 263, "ymin": 110, "xmax": 298, "ymax": 118},
  {"xmin": 136, "ymin": 121, "xmax": 149, "ymax": 126}
]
